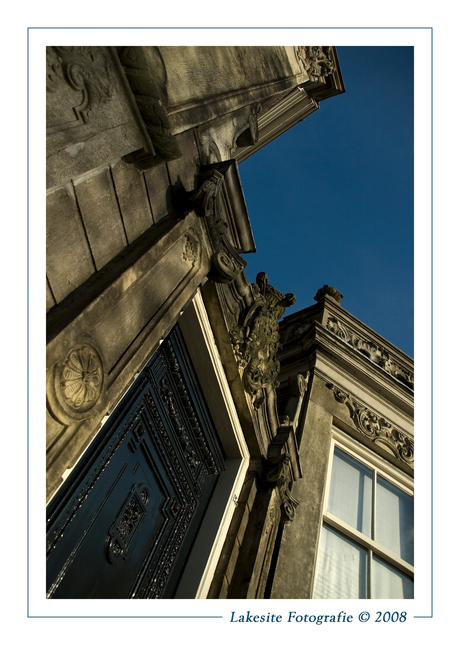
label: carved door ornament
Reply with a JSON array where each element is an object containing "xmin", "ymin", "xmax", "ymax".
[{"xmin": 230, "ymin": 272, "xmax": 295, "ymax": 407}]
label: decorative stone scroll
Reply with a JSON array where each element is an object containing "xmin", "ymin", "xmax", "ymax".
[
  {"xmin": 230, "ymin": 272, "xmax": 296, "ymax": 407},
  {"xmin": 326, "ymin": 383, "xmax": 414, "ymax": 469},
  {"xmin": 263, "ymin": 453, "xmax": 300, "ymax": 523},
  {"xmin": 326, "ymin": 316, "xmax": 414, "ymax": 389},
  {"xmin": 295, "ymin": 46, "xmax": 335, "ymax": 78},
  {"xmin": 186, "ymin": 169, "xmax": 248, "ymax": 284},
  {"xmin": 46, "ymin": 46, "xmax": 113, "ymax": 133}
]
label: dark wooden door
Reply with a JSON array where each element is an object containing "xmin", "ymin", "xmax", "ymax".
[{"xmin": 46, "ymin": 326, "xmax": 226, "ymax": 599}]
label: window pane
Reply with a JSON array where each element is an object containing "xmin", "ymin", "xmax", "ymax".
[
  {"xmin": 328, "ymin": 447, "xmax": 373, "ymax": 537},
  {"xmin": 376, "ymin": 475, "xmax": 414, "ymax": 565},
  {"xmin": 372, "ymin": 555, "xmax": 414, "ymax": 599},
  {"xmin": 314, "ymin": 524, "xmax": 368, "ymax": 599}
]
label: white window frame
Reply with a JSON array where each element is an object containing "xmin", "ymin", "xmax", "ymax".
[{"xmin": 316, "ymin": 427, "xmax": 414, "ymax": 597}]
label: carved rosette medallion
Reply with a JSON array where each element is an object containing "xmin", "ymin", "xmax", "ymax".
[
  {"xmin": 326, "ymin": 383, "xmax": 414, "ymax": 469},
  {"xmin": 59, "ymin": 344, "xmax": 104, "ymax": 414},
  {"xmin": 230, "ymin": 272, "xmax": 295, "ymax": 407},
  {"xmin": 295, "ymin": 46, "xmax": 335, "ymax": 78}
]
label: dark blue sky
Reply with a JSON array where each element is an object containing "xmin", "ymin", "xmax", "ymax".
[{"xmin": 238, "ymin": 46, "xmax": 414, "ymax": 358}]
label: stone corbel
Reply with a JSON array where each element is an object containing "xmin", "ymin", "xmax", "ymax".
[
  {"xmin": 263, "ymin": 425, "xmax": 300, "ymax": 523},
  {"xmin": 186, "ymin": 166, "xmax": 249, "ymax": 284}
]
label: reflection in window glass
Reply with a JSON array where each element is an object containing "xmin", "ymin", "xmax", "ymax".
[
  {"xmin": 376, "ymin": 475, "xmax": 414, "ymax": 565},
  {"xmin": 314, "ymin": 524, "xmax": 368, "ymax": 599},
  {"xmin": 327, "ymin": 448, "xmax": 373, "ymax": 537},
  {"xmin": 372, "ymin": 555, "xmax": 414, "ymax": 599}
]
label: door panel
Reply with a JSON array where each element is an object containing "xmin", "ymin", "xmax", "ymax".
[{"xmin": 46, "ymin": 326, "xmax": 226, "ymax": 599}]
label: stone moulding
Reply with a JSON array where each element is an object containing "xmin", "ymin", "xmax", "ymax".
[
  {"xmin": 326, "ymin": 383, "xmax": 414, "ymax": 469},
  {"xmin": 326, "ymin": 316, "xmax": 414, "ymax": 390}
]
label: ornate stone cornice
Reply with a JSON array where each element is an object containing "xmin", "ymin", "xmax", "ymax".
[
  {"xmin": 230, "ymin": 272, "xmax": 295, "ymax": 407},
  {"xmin": 326, "ymin": 383, "xmax": 414, "ymax": 469},
  {"xmin": 326, "ymin": 316, "xmax": 414, "ymax": 389}
]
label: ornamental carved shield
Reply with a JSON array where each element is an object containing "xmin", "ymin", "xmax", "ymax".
[{"xmin": 230, "ymin": 273, "xmax": 295, "ymax": 407}]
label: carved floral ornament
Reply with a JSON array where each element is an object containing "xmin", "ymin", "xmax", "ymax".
[
  {"xmin": 59, "ymin": 344, "xmax": 104, "ymax": 414},
  {"xmin": 295, "ymin": 46, "xmax": 335, "ymax": 78},
  {"xmin": 326, "ymin": 383, "xmax": 414, "ymax": 469},
  {"xmin": 326, "ymin": 316, "xmax": 414, "ymax": 389},
  {"xmin": 230, "ymin": 272, "xmax": 295, "ymax": 407},
  {"xmin": 182, "ymin": 230, "xmax": 200, "ymax": 267}
]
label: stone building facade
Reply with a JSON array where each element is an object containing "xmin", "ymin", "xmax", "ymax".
[
  {"xmin": 268, "ymin": 286, "xmax": 414, "ymax": 599},
  {"xmin": 46, "ymin": 46, "xmax": 412, "ymax": 600}
]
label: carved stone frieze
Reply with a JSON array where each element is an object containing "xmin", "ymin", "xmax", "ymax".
[
  {"xmin": 230, "ymin": 272, "xmax": 295, "ymax": 407},
  {"xmin": 326, "ymin": 383, "xmax": 414, "ymax": 469},
  {"xmin": 46, "ymin": 46, "xmax": 113, "ymax": 133},
  {"xmin": 326, "ymin": 316, "xmax": 414, "ymax": 389},
  {"xmin": 295, "ymin": 46, "xmax": 335, "ymax": 78}
]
